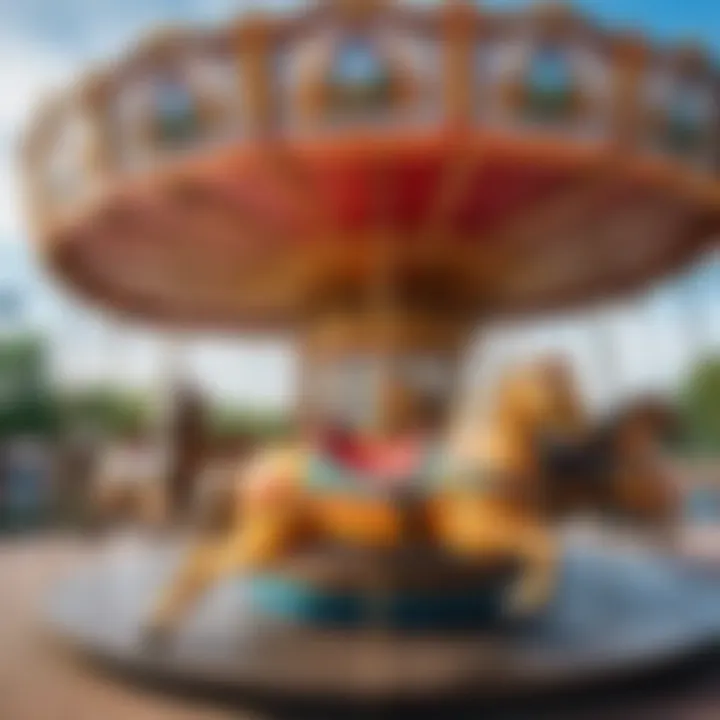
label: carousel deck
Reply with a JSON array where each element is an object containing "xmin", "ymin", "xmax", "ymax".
[{"xmin": 46, "ymin": 531, "xmax": 720, "ymax": 704}]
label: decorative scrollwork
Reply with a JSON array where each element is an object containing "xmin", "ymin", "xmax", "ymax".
[
  {"xmin": 522, "ymin": 45, "xmax": 577, "ymax": 122},
  {"xmin": 663, "ymin": 78, "xmax": 715, "ymax": 158},
  {"xmin": 151, "ymin": 74, "xmax": 199, "ymax": 147},
  {"xmin": 21, "ymin": 1, "xmax": 720, "ymax": 233},
  {"xmin": 326, "ymin": 35, "xmax": 395, "ymax": 117}
]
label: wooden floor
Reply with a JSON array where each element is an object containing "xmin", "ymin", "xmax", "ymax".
[{"xmin": 2, "ymin": 535, "xmax": 720, "ymax": 720}]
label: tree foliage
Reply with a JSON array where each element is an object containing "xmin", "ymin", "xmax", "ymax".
[
  {"xmin": 55, "ymin": 386, "xmax": 152, "ymax": 439},
  {"xmin": 0, "ymin": 335, "xmax": 56, "ymax": 437},
  {"xmin": 0, "ymin": 333, "xmax": 291, "ymax": 442},
  {"xmin": 679, "ymin": 355, "xmax": 720, "ymax": 455},
  {"xmin": 206, "ymin": 403, "xmax": 291, "ymax": 442}
]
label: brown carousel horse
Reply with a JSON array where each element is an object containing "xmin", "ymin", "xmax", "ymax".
[
  {"xmin": 594, "ymin": 396, "xmax": 681, "ymax": 527},
  {"xmin": 486, "ymin": 358, "xmax": 681, "ymax": 528}
]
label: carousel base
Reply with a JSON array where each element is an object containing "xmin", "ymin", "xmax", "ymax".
[
  {"xmin": 46, "ymin": 535, "xmax": 720, "ymax": 703},
  {"xmin": 247, "ymin": 548, "xmax": 519, "ymax": 630}
]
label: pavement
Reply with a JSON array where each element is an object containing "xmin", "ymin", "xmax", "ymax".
[{"xmin": 0, "ymin": 537, "xmax": 238, "ymax": 720}]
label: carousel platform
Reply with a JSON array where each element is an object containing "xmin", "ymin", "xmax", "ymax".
[{"xmin": 45, "ymin": 532, "xmax": 720, "ymax": 704}]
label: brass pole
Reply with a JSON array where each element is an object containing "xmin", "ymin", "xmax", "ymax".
[{"xmin": 371, "ymin": 157, "xmax": 397, "ymax": 438}]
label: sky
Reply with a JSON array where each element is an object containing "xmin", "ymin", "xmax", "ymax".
[{"xmin": 1, "ymin": 0, "xmax": 720, "ymax": 411}]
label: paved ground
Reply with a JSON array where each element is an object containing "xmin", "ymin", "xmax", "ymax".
[
  {"xmin": 0, "ymin": 537, "xmax": 240, "ymax": 720},
  {"xmin": 2, "ymin": 536, "xmax": 720, "ymax": 720}
]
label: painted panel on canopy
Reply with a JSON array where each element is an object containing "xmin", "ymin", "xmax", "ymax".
[
  {"xmin": 275, "ymin": 17, "xmax": 441, "ymax": 134},
  {"xmin": 642, "ymin": 62, "xmax": 717, "ymax": 168},
  {"xmin": 108, "ymin": 45, "xmax": 241, "ymax": 171}
]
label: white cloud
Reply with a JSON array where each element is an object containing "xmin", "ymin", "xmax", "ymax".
[{"xmin": 0, "ymin": 40, "xmax": 73, "ymax": 128}]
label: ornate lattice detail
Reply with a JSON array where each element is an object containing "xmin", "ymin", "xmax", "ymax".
[
  {"xmin": 663, "ymin": 80, "xmax": 714, "ymax": 158},
  {"xmin": 19, "ymin": 0, "xmax": 720, "ymax": 331},
  {"xmin": 151, "ymin": 74, "xmax": 200, "ymax": 147},
  {"xmin": 521, "ymin": 45, "xmax": 577, "ymax": 122},
  {"xmin": 326, "ymin": 36, "xmax": 395, "ymax": 117}
]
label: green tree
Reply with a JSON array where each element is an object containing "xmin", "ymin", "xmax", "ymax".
[
  {"xmin": 679, "ymin": 355, "xmax": 720, "ymax": 455},
  {"xmin": 0, "ymin": 335, "xmax": 57, "ymax": 437},
  {"xmin": 206, "ymin": 403, "xmax": 291, "ymax": 443},
  {"xmin": 55, "ymin": 387, "xmax": 152, "ymax": 439}
]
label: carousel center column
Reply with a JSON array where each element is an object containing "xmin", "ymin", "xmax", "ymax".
[{"xmin": 297, "ymin": 301, "xmax": 474, "ymax": 438}]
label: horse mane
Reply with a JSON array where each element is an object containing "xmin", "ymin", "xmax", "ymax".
[{"xmin": 455, "ymin": 358, "xmax": 590, "ymax": 484}]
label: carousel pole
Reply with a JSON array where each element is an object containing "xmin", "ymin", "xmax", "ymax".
[
  {"xmin": 373, "ymin": 162, "xmax": 397, "ymax": 440},
  {"xmin": 640, "ymin": 287, "xmax": 675, "ymax": 396},
  {"xmin": 678, "ymin": 260, "xmax": 712, "ymax": 373},
  {"xmin": 362, "ymin": 155, "xmax": 407, "ymax": 706},
  {"xmin": 160, "ymin": 334, "xmax": 206, "ymax": 526},
  {"xmin": 589, "ymin": 306, "xmax": 624, "ymax": 413}
]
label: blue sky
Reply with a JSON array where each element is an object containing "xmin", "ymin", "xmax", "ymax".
[
  {"xmin": 1, "ymin": 0, "xmax": 719, "ymax": 409},
  {"xmin": 487, "ymin": 0, "xmax": 720, "ymax": 51}
]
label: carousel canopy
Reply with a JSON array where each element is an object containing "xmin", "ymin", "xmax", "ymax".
[{"xmin": 21, "ymin": 0, "xmax": 720, "ymax": 329}]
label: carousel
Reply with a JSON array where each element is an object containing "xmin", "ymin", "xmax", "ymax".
[{"xmin": 22, "ymin": 0, "xmax": 720, "ymax": 706}]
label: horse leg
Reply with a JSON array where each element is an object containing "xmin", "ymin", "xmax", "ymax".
[
  {"xmin": 433, "ymin": 496, "xmax": 558, "ymax": 616},
  {"xmin": 146, "ymin": 509, "xmax": 304, "ymax": 641},
  {"xmin": 506, "ymin": 524, "xmax": 558, "ymax": 617}
]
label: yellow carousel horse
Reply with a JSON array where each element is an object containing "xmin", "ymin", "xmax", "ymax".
[{"xmin": 145, "ymin": 368, "xmax": 561, "ymax": 639}]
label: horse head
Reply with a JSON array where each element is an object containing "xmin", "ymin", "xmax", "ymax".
[{"xmin": 494, "ymin": 357, "xmax": 586, "ymax": 442}]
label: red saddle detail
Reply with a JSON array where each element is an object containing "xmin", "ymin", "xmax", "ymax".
[{"xmin": 319, "ymin": 428, "xmax": 426, "ymax": 487}]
